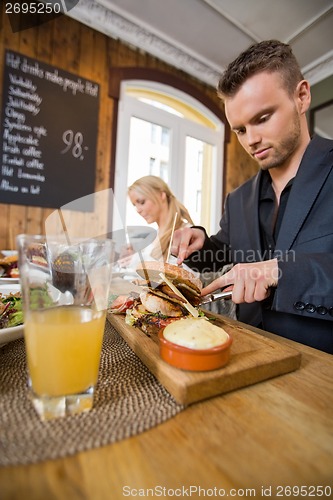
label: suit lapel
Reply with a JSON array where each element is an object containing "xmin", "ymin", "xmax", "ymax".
[{"xmin": 275, "ymin": 136, "xmax": 333, "ymax": 251}]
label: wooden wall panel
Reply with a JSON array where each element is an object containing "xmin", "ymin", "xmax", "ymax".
[
  {"xmin": 0, "ymin": 10, "xmax": 255, "ymax": 249},
  {"xmin": 1, "ymin": 6, "xmax": 27, "ymax": 249},
  {"xmin": 226, "ymin": 136, "xmax": 258, "ymax": 194}
]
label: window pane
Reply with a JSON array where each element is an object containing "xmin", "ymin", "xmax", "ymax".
[
  {"xmin": 184, "ymin": 136, "xmax": 215, "ymax": 233},
  {"xmin": 126, "ymin": 116, "xmax": 171, "ymax": 226}
]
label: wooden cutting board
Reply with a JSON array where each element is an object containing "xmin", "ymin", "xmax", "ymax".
[{"xmin": 107, "ymin": 312, "xmax": 301, "ymax": 405}]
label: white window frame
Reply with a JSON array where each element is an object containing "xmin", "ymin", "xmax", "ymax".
[{"xmin": 113, "ymin": 81, "xmax": 224, "ymax": 234}]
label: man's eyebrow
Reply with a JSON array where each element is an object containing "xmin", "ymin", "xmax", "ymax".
[{"xmin": 231, "ymin": 108, "xmax": 275, "ymax": 131}]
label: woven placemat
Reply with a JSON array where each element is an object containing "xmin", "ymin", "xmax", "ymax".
[{"xmin": 0, "ymin": 321, "xmax": 184, "ymax": 467}]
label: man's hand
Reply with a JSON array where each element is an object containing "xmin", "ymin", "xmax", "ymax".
[
  {"xmin": 201, "ymin": 259, "xmax": 279, "ymax": 303},
  {"xmin": 171, "ymin": 227, "xmax": 206, "ymax": 264}
]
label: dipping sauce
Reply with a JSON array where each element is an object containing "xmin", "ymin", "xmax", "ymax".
[{"xmin": 163, "ymin": 317, "xmax": 229, "ymax": 350}]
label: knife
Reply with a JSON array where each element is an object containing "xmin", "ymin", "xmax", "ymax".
[{"xmin": 200, "ymin": 289, "xmax": 233, "ymax": 305}]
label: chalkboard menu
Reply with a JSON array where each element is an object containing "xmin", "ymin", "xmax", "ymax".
[{"xmin": 0, "ymin": 50, "xmax": 100, "ymax": 210}]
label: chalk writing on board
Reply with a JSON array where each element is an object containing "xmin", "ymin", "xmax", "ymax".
[
  {"xmin": 0, "ymin": 50, "xmax": 100, "ymax": 210},
  {"xmin": 61, "ymin": 130, "xmax": 89, "ymax": 160}
]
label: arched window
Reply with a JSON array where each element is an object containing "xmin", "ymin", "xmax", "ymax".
[{"xmin": 109, "ymin": 68, "xmax": 229, "ymax": 235}]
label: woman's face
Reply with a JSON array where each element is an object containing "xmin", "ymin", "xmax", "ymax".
[{"xmin": 129, "ymin": 189, "xmax": 162, "ymax": 225}]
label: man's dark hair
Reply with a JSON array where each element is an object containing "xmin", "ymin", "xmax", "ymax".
[{"xmin": 217, "ymin": 40, "xmax": 304, "ymax": 99}]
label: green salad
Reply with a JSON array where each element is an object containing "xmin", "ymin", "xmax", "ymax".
[{"xmin": 0, "ymin": 292, "xmax": 23, "ymax": 329}]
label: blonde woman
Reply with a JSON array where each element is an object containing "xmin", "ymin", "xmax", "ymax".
[{"xmin": 127, "ymin": 175, "xmax": 194, "ymax": 263}]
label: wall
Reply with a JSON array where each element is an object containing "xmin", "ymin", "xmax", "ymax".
[
  {"xmin": 0, "ymin": 10, "xmax": 257, "ymax": 249},
  {"xmin": 310, "ymin": 75, "xmax": 333, "ymax": 109}
]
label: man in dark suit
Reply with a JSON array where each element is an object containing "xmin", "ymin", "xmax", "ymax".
[{"xmin": 173, "ymin": 40, "xmax": 333, "ymax": 353}]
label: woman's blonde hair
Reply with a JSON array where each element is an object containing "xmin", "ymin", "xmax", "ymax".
[{"xmin": 128, "ymin": 175, "xmax": 194, "ymax": 260}]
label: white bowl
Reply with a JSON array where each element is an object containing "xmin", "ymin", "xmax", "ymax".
[{"xmin": 1, "ymin": 250, "xmax": 18, "ymax": 258}]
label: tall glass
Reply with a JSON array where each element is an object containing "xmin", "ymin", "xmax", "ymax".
[{"xmin": 17, "ymin": 235, "xmax": 114, "ymax": 421}]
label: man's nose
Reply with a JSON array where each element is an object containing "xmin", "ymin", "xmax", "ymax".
[{"xmin": 246, "ymin": 127, "xmax": 261, "ymax": 147}]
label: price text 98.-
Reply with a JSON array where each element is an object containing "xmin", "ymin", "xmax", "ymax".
[{"xmin": 61, "ymin": 130, "xmax": 88, "ymax": 161}]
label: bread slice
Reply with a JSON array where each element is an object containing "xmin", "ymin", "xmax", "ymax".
[{"xmin": 136, "ymin": 261, "xmax": 202, "ymax": 295}]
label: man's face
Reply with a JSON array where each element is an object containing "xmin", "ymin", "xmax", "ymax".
[{"xmin": 224, "ymin": 71, "xmax": 302, "ymax": 171}]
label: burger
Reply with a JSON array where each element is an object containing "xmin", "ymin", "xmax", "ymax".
[
  {"xmin": 0, "ymin": 252, "xmax": 19, "ymax": 279},
  {"xmin": 26, "ymin": 243, "xmax": 48, "ymax": 267},
  {"xmin": 124, "ymin": 261, "xmax": 203, "ymax": 335}
]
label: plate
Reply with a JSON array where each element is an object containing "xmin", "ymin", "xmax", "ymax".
[
  {"xmin": 0, "ymin": 284, "xmax": 23, "ymax": 347},
  {"xmin": 0, "ymin": 277, "xmax": 20, "ymax": 284},
  {"xmin": 112, "ymin": 269, "xmax": 140, "ymax": 280},
  {"xmin": 1, "ymin": 250, "xmax": 18, "ymax": 258}
]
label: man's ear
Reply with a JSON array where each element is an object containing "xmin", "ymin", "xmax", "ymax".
[{"xmin": 296, "ymin": 80, "xmax": 311, "ymax": 114}]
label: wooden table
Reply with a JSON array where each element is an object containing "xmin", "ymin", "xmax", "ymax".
[{"xmin": 1, "ymin": 325, "xmax": 332, "ymax": 499}]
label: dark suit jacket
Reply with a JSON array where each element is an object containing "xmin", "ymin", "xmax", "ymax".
[{"xmin": 187, "ymin": 135, "xmax": 333, "ymax": 353}]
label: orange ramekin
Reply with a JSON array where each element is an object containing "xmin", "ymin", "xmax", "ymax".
[{"xmin": 158, "ymin": 330, "xmax": 232, "ymax": 371}]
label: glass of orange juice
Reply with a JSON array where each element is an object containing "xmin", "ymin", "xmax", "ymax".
[{"xmin": 17, "ymin": 234, "xmax": 115, "ymax": 421}]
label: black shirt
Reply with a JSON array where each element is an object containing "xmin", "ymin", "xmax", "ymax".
[{"xmin": 259, "ymin": 170, "xmax": 294, "ymax": 258}]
